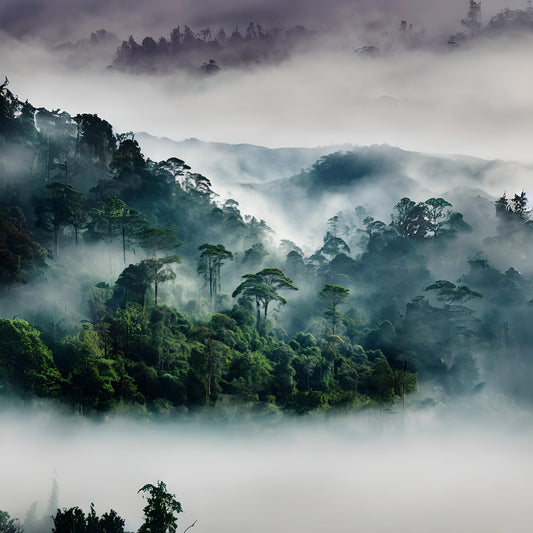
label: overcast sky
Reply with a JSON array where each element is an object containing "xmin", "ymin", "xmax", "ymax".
[
  {"xmin": 0, "ymin": 0, "xmax": 528, "ymax": 43},
  {"xmin": 1, "ymin": 0, "xmax": 533, "ymax": 164}
]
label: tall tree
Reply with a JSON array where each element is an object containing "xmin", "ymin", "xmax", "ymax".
[
  {"xmin": 232, "ymin": 267, "xmax": 298, "ymax": 332},
  {"xmin": 35, "ymin": 183, "xmax": 81, "ymax": 256},
  {"xmin": 138, "ymin": 481, "xmax": 183, "ymax": 533},
  {"xmin": 319, "ymin": 284, "xmax": 350, "ymax": 335},
  {"xmin": 141, "ymin": 255, "xmax": 181, "ymax": 306},
  {"xmin": 197, "ymin": 243, "xmax": 233, "ymax": 304},
  {"xmin": 139, "ymin": 228, "xmax": 181, "ymax": 259}
]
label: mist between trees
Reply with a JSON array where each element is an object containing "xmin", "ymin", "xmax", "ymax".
[{"xmin": 2, "ymin": 77, "xmax": 533, "ymax": 418}]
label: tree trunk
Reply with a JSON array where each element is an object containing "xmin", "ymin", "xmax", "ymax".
[
  {"xmin": 53, "ymin": 221, "xmax": 59, "ymax": 257},
  {"xmin": 122, "ymin": 226, "xmax": 126, "ymax": 265},
  {"xmin": 256, "ymin": 300, "xmax": 261, "ymax": 331},
  {"xmin": 263, "ymin": 301, "xmax": 269, "ymax": 334}
]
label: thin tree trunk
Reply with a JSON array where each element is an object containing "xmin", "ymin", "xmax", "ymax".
[
  {"xmin": 53, "ymin": 221, "xmax": 59, "ymax": 257},
  {"xmin": 206, "ymin": 338, "xmax": 212, "ymax": 405},
  {"xmin": 122, "ymin": 226, "xmax": 126, "ymax": 265}
]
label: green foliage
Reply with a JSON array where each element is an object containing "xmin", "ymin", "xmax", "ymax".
[
  {"xmin": 0, "ymin": 206, "xmax": 46, "ymax": 285},
  {"xmin": 233, "ymin": 267, "xmax": 298, "ymax": 332},
  {"xmin": 319, "ymin": 284, "xmax": 350, "ymax": 335},
  {"xmin": 64, "ymin": 324, "xmax": 120, "ymax": 411},
  {"xmin": 0, "ymin": 510, "xmax": 23, "ymax": 533},
  {"xmin": 197, "ymin": 243, "xmax": 233, "ymax": 304},
  {"xmin": 138, "ymin": 481, "xmax": 182, "ymax": 533},
  {"xmin": 0, "ymin": 319, "xmax": 63, "ymax": 397},
  {"xmin": 425, "ymin": 280, "xmax": 483, "ymax": 303},
  {"xmin": 53, "ymin": 504, "xmax": 124, "ymax": 533},
  {"xmin": 35, "ymin": 183, "xmax": 82, "ymax": 256},
  {"xmin": 6, "ymin": 82, "xmax": 511, "ymax": 413}
]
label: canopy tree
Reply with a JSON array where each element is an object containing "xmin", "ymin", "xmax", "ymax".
[
  {"xmin": 425, "ymin": 280, "xmax": 483, "ymax": 304},
  {"xmin": 138, "ymin": 481, "xmax": 182, "ymax": 533},
  {"xmin": 232, "ymin": 267, "xmax": 298, "ymax": 332},
  {"xmin": 139, "ymin": 227, "xmax": 181, "ymax": 259},
  {"xmin": 35, "ymin": 183, "xmax": 82, "ymax": 256},
  {"xmin": 319, "ymin": 284, "xmax": 350, "ymax": 335},
  {"xmin": 0, "ymin": 318, "xmax": 63, "ymax": 397},
  {"xmin": 197, "ymin": 243, "xmax": 233, "ymax": 305},
  {"xmin": 141, "ymin": 254, "xmax": 181, "ymax": 306}
]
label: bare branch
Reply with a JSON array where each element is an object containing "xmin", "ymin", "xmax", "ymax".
[{"xmin": 183, "ymin": 520, "xmax": 197, "ymax": 533}]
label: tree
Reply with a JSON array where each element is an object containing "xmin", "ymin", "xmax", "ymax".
[
  {"xmin": 0, "ymin": 511, "xmax": 23, "ymax": 533},
  {"xmin": 52, "ymin": 507, "xmax": 86, "ymax": 533},
  {"xmin": 0, "ymin": 206, "xmax": 46, "ymax": 286},
  {"xmin": 65, "ymin": 324, "xmax": 120, "ymax": 412},
  {"xmin": 189, "ymin": 326, "xmax": 230, "ymax": 405},
  {"xmin": 141, "ymin": 254, "xmax": 181, "ymax": 306},
  {"xmin": 114, "ymin": 262, "xmax": 152, "ymax": 307},
  {"xmin": 425, "ymin": 280, "xmax": 483, "ymax": 304},
  {"xmin": 319, "ymin": 284, "xmax": 350, "ymax": 335},
  {"xmin": 232, "ymin": 267, "xmax": 298, "ymax": 332},
  {"xmin": 98, "ymin": 510, "xmax": 125, "ymax": 533},
  {"xmin": 35, "ymin": 183, "xmax": 81, "ymax": 256},
  {"xmin": 424, "ymin": 198, "xmax": 452, "ymax": 233},
  {"xmin": 110, "ymin": 137, "xmax": 145, "ymax": 177},
  {"xmin": 65, "ymin": 187, "xmax": 87, "ymax": 246},
  {"xmin": 52, "ymin": 505, "xmax": 124, "ymax": 533},
  {"xmin": 461, "ymin": 0, "xmax": 482, "ymax": 36},
  {"xmin": 75, "ymin": 113, "xmax": 115, "ymax": 166},
  {"xmin": 138, "ymin": 481, "xmax": 183, "ymax": 533},
  {"xmin": 157, "ymin": 158, "xmax": 191, "ymax": 189},
  {"xmin": 391, "ymin": 197, "xmax": 431, "ymax": 240},
  {"xmin": 495, "ymin": 191, "xmax": 529, "ymax": 232},
  {"xmin": 319, "ymin": 232, "xmax": 350, "ymax": 260},
  {"xmin": 94, "ymin": 196, "xmax": 128, "ymax": 243},
  {"xmin": 243, "ymin": 242, "xmax": 269, "ymax": 269},
  {"xmin": 0, "ymin": 319, "xmax": 63, "ymax": 397},
  {"xmin": 139, "ymin": 228, "xmax": 181, "ymax": 259},
  {"xmin": 197, "ymin": 243, "xmax": 233, "ymax": 304}
]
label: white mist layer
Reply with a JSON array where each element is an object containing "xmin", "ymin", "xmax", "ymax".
[
  {"xmin": 3, "ymin": 30, "xmax": 533, "ymax": 165},
  {"xmin": 1, "ymin": 406, "xmax": 532, "ymax": 533}
]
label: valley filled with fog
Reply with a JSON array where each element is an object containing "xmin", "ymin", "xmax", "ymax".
[{"xmin": 2, "ymin": 405, "xmax": 533, "ymax": 533}]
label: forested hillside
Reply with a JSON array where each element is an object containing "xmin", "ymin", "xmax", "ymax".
[{"xmin": 2, "ymin": 78, "xmax": 533, "ymax": 415}]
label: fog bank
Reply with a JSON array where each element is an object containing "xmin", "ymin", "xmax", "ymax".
[
  {"xmin": 1, "ymin": 405, "xmax": 532, "ymax": 533},
  {"xmin": 3, "ymin": 25, "xmax": 533, "ymax": 165}
]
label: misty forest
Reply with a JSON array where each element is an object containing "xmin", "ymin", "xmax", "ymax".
[{"xmin": 2, "ymin": 1, "xmax": 533, "ymax": 532}]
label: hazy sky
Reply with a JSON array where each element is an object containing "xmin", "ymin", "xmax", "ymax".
[
  {"xmin": 0, "ymin": 0, "xmax": 529, "ymax": 42},
  {"xmin": 1, "ymin": 1, "xmax": 533, "ymax": 163}
]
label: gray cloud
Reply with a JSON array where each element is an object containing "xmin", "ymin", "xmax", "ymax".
[
  {"xmin": 0, "ymin": 0, "xmax": 529, "ymax": 43},
  {"xmin": 3, "ymin": 22, "xmax": 533, "ymax": 170}
]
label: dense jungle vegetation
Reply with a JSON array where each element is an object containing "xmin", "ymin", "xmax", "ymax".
[{"xmin": 2, "ymin": 78, "xmax": 533, "ymax": 416}]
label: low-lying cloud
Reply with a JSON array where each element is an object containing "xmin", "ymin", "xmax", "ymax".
[
  {"xmin": 1, "ymin": 404, "xmax": 532, "ymax": 533},
  {"xmin": 3, "ymin": 26, "xmax": 533, "ymax": 169}
]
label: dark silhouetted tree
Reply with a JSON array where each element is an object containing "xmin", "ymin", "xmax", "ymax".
[{"xmin": 138, "ymin": 481, "xmax": 182, "ymax": 533}]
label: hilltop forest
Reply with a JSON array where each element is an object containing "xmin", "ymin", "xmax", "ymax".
[{"xmin": 1, "ymin": 77, "xmax": 533, "ymax": 416}]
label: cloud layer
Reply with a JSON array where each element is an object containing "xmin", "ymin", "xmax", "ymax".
[
  {"xmin": 0, "ymin": 0, "xmax": 528, "ymax": 43},
  {"xmin": 3, "ymin": 27, "xmax": 533, "ymax": 167},
  {"xmin": 1, "ymin": 406, "xmax": 532, "ymax": 533}
]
